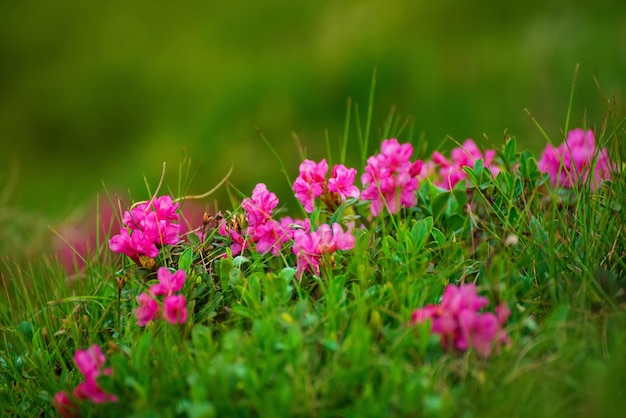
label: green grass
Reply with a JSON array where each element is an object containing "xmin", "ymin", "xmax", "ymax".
[{"xmin": 1, "ymin": 100, "xmax": 625, "ymax": 417}]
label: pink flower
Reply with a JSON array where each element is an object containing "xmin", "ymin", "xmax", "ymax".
[
  {"xmin": 411, "ymin": 284, "xmax": 509, "ymax": 358},
  {"xmin": 538, "ymin": 129, "xmax": 613, "ymax": 189},
  {"xmin": 218, "ymin": 220, "xmax": 247, "ymax": 256},
  {"xmin": 52, "ymin": 391, "xmax": 79, "ymax": 418},
  {"xmin": 292, "ymin": 223, "xmax": 355, "ymax": 277},
  {"xmin": 109, "ymin": 194, "xmax": 181, "ymax": 264},
  {"xmin": 149, "ymin": 267, "xmax": 186, "ymax": 296},
  {"xmin": 328, "ymin": 164, "xmax": 360, "ymax": 200},
  {"xmin": 70, "ymin": 345, "xmax": 118, "ymax": 404},
  {"xmin": 293, "ymin": 159, "xmax": 329, "ymax": 213},
  {"xmin": 279, "ymin": 217, "xmax": 311, "ymax": 240},
  {"xmin": 361, "ymin": 139, "xmax": 422, "ymax": 216},
  {"xmin": 73, "ymin": 374, "xmax": 118, "ymax": 404},
  {"xmin": 424, "ymin": 139, "xmax": 499, "ymax": 190},
  {"xmin": 241, "ymin": 183, "xmax": 279, "ymax": 227},
  {"xmin": 74, "ymin": 345, "xmax": 107, "ymax": 378},
  {"xmin": 252, "ymin": 219, "xmax": 289, "ymax": 256},
  {"xmin": 135, "ymin": 292, "xmax": 159, "ymax": 326},
  {"xmin": 163, "ymin": 294, "xmax": 188, "ymax": 324}
]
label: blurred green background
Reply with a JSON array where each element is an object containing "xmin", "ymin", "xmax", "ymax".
[{"xmin": 1, "ymin": 0, "xmax": 624, "ymax": 219}]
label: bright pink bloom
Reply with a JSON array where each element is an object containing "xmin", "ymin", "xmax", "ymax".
[
  {"xmin": 74, "ymin": 345, "xmax": 107, "ymax": 378},
  {"xmin": 241, "ymin": 183, "xmax": 279, "ymax": 227},
  {"xmin": 135, "ymin": 292, "xmax": 159, "ymax": 326},
  {"xmin": 293, "ymin": 159, "xmax": 329, "ymax": 213},
  {"xmin": 73, "ymin": 374, "xmax": 118, "ymax": 404},
  {"xmin": 424, "ymin": 139, "xmax": 499, "ymax": 190},
  {"xmin": 328, "ymin": 164, "xmax": 360, "ymax": 200},
  {"xmin": 150, "ymin": 267, "xmax": 186, "ymax": 296},
  {"xmin": 361, "ymin": 139, "xmax": 422, "ymax": 216},
  {"xmin": 538, "ymin": 129, "xmax": 613, "ymax": 189},
  {"xmin": 218, "ymin": 220, "xmax": 247, "ymax": 256},
  {"xmin": 163, "ymin": 294, "xmax": 188, "ymax": 324},
  {"xmin": 411, "ymin": 284, "xmax": 509, "ymax": 358},
  {"xmin": 292, "ymin": 223, "xmax": 355, "ymax": 276},
  {"xmin": 279, "ymin": 217, "xmax": 311, "ymax": 240},
  {"xmin": 252, "ymin": 219, "xmax": 289, "ymax": 256},
  {"xmin": 71, "ymin": 344, "xmax": 118, "ymax": 404},
  {"xmin": 52, "ymin": 391, "xmax": 79, "ymax": 418},
  {"xmin": 109, "ymin": 194, "xmax": 181, "ymax": 263}
]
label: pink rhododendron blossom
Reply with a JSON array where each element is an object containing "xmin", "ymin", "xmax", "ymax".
[
  {"xmin": 293, "ymin": 159, "xmax": 329, "ymax": 213},
  {"xmin": 150, "ymin": 267, "xmax": 186, "ymax": 296},
  {"xmin": 134, "ymin": 268, "xmax": 188, "ymax": 326},
  {"xmin": 293, "ymin": 159, "xmax": 360, "ymax": 213},
  {"xmin": 163, "ymin": 294, "xmax": 188, "ymax": 324},
  {"xmin": 423, "ymin": 139, "xmax": 499, "ymax": 190},
  {"xmin": 253, "ymin": 219, "xmax": 289, "ymax": 256},
  {"xmin": 74, "ymin": 345, "xmax": 107, "ymax": 377},
  {"xmin": 328, "ymin": 164, "xmax": 360, "ymax": 200},
  {"xmin": 218, "ymin": 220, "xmax": 247, "ymax": 256},
  {"xmin": 411, "ymin": 284, "xmax": 510, "ymax": 358},
  {"xmin": 69, "ymin": 345, "xmax": 118, "ymax": 404},
  {"xmin": 219, "ymin": 184, "xmax": 293, "ymax": 257},
  {"xmin": 279, "ymin": 217, "xmax": 311, "ymax": 240},
  {"xmin": 135, "ymin": 292, "xmax": 159, "ymax": 326},
  {"xmin": 361, "ymin": 139, "xmax": 422, "ymax": 216},
  {"xmin": 241, "ymin": 183, "xmax": 279, "ymax": 227},
  {"xmin": 538, "ymin": 129, "xmax": 613, "ymax": 189},
  {"xmin": 293, "ymin": 222, "xmax": 355, "ymax": 276},
  {"xmin": 52, "ymin": 391, "xmax": 79, "ymax": 418},
  {"xmin": 109, "ymin": 194, "xmax": 181, "ymax": 264}
]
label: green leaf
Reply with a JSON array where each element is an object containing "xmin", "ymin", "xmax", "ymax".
[
  {"xmin": 473, "ymin": 158, "xmax": 484, "ymax": 182},
  {"xmin": 504, "ymin": 136, "xmax": 517, "ymax": 163},
  {"xmin": 178, "ymin": 247, "xmax": 195, "ymax": 271},
  {"xmin": 410, "ymin": 219, "xmax": 430, "ymax": 251},
  {"xmin": 431, "ymin": 192, "xmax": 450, "ymax": 221},
  {"xmin": 187, "ymin": 231, "xmax": 201, "ymax": 247},
  {"xmin": 431, "ymin": 228, "xmax": 446, "ymax": 247}
]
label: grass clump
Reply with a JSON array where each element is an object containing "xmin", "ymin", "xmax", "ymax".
[{"xmin": 1, "ymin": 99, "xmax": 625, "ymax": 417}]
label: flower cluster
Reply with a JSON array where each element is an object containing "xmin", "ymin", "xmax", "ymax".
[
  {"xmin": 411, "ymin": 284, "xmax": 510, "ymax": 358},
  {"xmin": 53, "ymin": 345, "xmax": 117, "ymax": 417},
  {"xmin": 293, "ymin": 159, "xmax": 360, "ymax": 213},
  {"xmin": 421, "ymin": 139, "xmax": 499, "ymax": 190},
  {"xmin": 292, "ymin": 223, "xmax": 355, "ymax": 277},
  {"xmin": 538, "ymin": 128, "xmax": 613, "ymax": 189},
  {"xmin": 219, "ymin": 183, "xmax": 294, "ymax": 257},
  {"xmin": 361, "ymin": 139, "xmax": 423, "ymax": 216},
  {"xmin": 135, "ymin": 267, "xmax": 188, "ymax": 326},
  {"xmin": 109, "ymin": 195, "xmax": 181, "ymax": 265}
]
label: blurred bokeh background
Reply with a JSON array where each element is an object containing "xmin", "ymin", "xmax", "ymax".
[{"xmin": 1, "ymin": 0, "xmax": 624, "ymax": 223}]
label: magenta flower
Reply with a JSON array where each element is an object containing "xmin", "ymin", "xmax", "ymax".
[
  {"xmin": 538, "ymin": 129, "xmax": 613, "ymax": 189},
  {"xmin": 109, "ymin": 194, "xmax": 181, "ymax": 264},
  {"xmin": 279, "ymin": 216, "xmax": 311, "ymax": 241},
  {"xmin": 423, "ymin": 139, "xmax": 499, "ymax": 190},
  {"xmin": 293, "ymin": 159, "xmax": 329, "ymax": 213},
  {"xmin": 74, "ymin": 345, "xmax": 107, "ymax": 378},
  {"xmin": 149, "ymin": 267, "xmax": 186, "ymax": 296},
  {"xmin": 52, "ymin": 391, "xmax": 79, "ymax": 418},
  {"xmin": 218, "ymin": 220, "xmax": 247, "ymax": 256},
  {"xmin": 163, "ymin": 294, "xmax": 188, "ymax": 324},
  {"xmin": 411, "ymin": 284, "xmax": 510, "ymax": 358},
  {"xmin": 292, "ymin": 222, "xmax": 355, "ymax": 277},
  {"xmin": 241, "ymin": 183, "xmax": 279, "ymax": 227},
  {"xmin": 71, "ymin": 345, "xmax": 118, "ymax": 404},
  {"xmin": 361, "ymin": 139, "xmax": 422, "ymax": 216},
  {"xmin": 135, "ymin": 292, "xmax": 159, "ymax": 326},
  {"xmin": 134, "ymin": 268, "xmax": 188, "ymax": 326},
  {"xmin": 328, "ymin": 164, "xmax": 360, "ymax": 200},
  {"xmin": 253, "ymin": 219, "xmax": 289, "ymax": 256}
]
